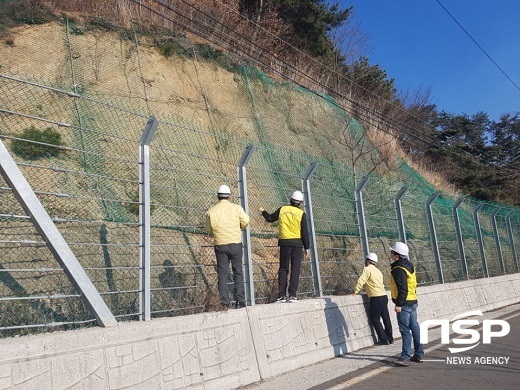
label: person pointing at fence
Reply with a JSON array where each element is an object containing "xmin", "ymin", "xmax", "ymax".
[
  {"xmin": 259, "ymin": 190, "xmax": 309, "ymax": 303},
  {"xmin": 205, "ymin": 185, "xmax": 249, "ymax": 310}
]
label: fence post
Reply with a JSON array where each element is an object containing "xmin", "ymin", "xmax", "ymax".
[
  {"xmin": 238, "ymin": 144, "xmax": 255, "ymax": 306},
  {"xmin": 425, "ymin": 192, "xmax": 444, "ymax": 284},
  {"xmin": 453, "ymin": 197, "xmax": 468, "ymax": 279},
  {"xmin": 302, "ymin": 161, "xmax": 322, "ymax": 297},
  {"xmin": 394, "ymin": 186, "xmax": 408, "ymax": 244},
  {"xmin": 0, "ymin": 138, "xmax": 117, "ymax": 327},
  {"xmin": 491, "ymin": 208, "xmax": 506, "ymax": 274},
  {"xmin": 355, "ymin": 176, "xmax": 370, "ymax": 260},
  {"xmin": 473, "ymin": 203, "xmax": 489, "ymax": 278},
  {"xmin": 505, "ymin": 210, "xmax": 519, "ymax": 272},
  {"xmin": 139, "ymin": 116, "xmax": 158, "ymax": 321}
]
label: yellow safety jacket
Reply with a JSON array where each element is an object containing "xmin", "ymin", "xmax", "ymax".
[
  {"xmin": 354, "ymin": 264, "xmax": 387, "ymax": 297},
  {"xmin": 205, "ymin": 200, "xmax": 249, "ymax": 245}
]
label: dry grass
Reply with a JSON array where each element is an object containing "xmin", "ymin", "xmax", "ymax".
[
  {"xmin": 398, "ymin": 151, "xmax": 459, "ymax": 194},
  {"xmin": 33, "ymin": 0, "xmax": 453, "ymax": 191}
]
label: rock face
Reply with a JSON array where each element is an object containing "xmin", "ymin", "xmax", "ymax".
[{"xmin": 0, "ymin": 21, "xmax": 378, "ymax": 170}]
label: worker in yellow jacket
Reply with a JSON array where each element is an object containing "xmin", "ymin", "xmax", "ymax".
[
  {"xmin": 206, "ymin": 185, "xmax": 249, "ymax": 309},
  {"xmin": 259, "ymin": 190, "xmax": 309, "ymax": 302},
  {"xmin": 352, "ymin": 252, "xmax": 393, "ymax": 345}
]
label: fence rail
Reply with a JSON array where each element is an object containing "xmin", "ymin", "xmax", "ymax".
[{"xmin": 1, "ymin": 70, "xmax": 519, "ymax": 338}]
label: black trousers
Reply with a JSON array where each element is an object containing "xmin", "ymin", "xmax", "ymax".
[
  {"xmin": 214, "ymin": 243, "xmax": 244, "ymax": 306},
  {"xmin": 278, "ymin": 246, "xmax": 303, "ymax": 297},
  {"xmin": 369, "ymin": 295, "xmax": 393, "ymax": 342}
]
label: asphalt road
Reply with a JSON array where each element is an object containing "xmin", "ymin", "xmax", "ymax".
[{"xmin": 241, "ymin": 304, "xmax": 520, "ymax": 390}]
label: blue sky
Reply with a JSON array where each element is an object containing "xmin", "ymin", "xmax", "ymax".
[{"xmin": 332, "ymin": 0, "xmax": 520, "ymax": 121}]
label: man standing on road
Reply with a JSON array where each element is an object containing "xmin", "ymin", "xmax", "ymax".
[
  {"xmin": 259, "ymin": 190, "xmax": 309, "ymax": 302},
  {"xmin": 352, "ymin": 252, "xmax": 394, "ymax": 345},
  {"xmin": 205, "ymin": 185, "xmax": 249, "ymax": 309},
  {"xmin": 389, "ymin": 241, "xmax": 424, "ymax": 365}
]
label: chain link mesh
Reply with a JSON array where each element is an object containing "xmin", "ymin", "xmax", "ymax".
[{"xmin": 0, "ymin": 14, "xmax": 519, "ymax": 338}]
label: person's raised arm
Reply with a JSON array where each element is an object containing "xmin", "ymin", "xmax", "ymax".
[{"xmin": 259, "ymin": 207, "xmax": 280, "ymax": 223}]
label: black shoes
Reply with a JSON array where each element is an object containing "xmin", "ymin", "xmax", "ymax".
[
  {"xmin": 375, "ymin": 340, "xmax": 390, "ymax": 345},
  {"xmin": 395, "ymin": 357, "xmax": 410, "ymax": 366},
  {"xmin": 394, "ymin": 355, "xmax": 422, "ymax": 366},
  {"xmin": 275, "ymin": 295, "xmax": 299, "ymax": 303},
  {"xmin": 410, "ymin": 355, "xmax": 423, "ymax": 363},
  {"xmin": 221, "ymin": 302, "xmax": 246, "ymax": 310}
]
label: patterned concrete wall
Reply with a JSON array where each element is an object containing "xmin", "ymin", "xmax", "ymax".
[
  {"xmin": 0, "ymin": 274, "xmax": 519, "ymax": 389},
  {"xmin": 248, "ymin": 296, "xmax": 379, "ymax": 379},
  {"xmin": 0, "ymin": 310, "xmax": 260, "ymax": 390},
  {"xmin": 417, "ymin": 273, "xmax": 520, "ymax": 321}
]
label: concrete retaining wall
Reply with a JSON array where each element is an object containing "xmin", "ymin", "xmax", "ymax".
[{"xmin": 1, "ymin": 273, "xmax": 519, "ymax": 389}]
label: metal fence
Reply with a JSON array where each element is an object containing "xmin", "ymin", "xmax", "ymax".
[
  {"xmin": 1, "ymin": 72, "xmax": 519, "ymax": 339},
  {"xmin": 1, "ymin": 6, "xmax": 520, "ymax": 340}
]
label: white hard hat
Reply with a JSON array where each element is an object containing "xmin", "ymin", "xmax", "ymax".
[
  {"xmin": 366, "ymin": 253, "xmax": 378, "ymax": 263},
  {"xmin": 391, "ymin": 242, "xmax": 409, "ymax": 257},
  {"xmin": 217, "ymin": 185, "xmax": 231, "ymax": 196},
  {"xmin": 290, "ymin": 190, "xmax": 304, "ymax": 202}
]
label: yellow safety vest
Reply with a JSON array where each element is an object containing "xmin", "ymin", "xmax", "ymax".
[
  {"xmin": 390, "ymin": 265, "xmax": 417, "ymax": 301},
  {"xmin": 278, "ymin": 205, "xmax": 303, "ymax": 239}
]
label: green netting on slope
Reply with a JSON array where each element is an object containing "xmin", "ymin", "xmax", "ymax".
[{"xmin": 3, "ymin": 13, "xmax": 520, "ymax": 336}]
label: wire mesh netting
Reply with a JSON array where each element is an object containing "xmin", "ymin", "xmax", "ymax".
[{"xmin": 0, "ymin": 13, "xmax": 519, "ymax": 338}]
